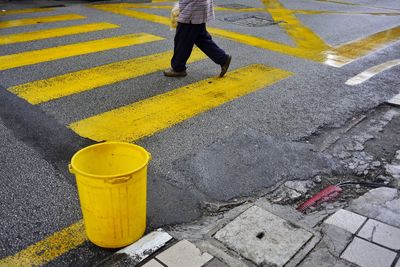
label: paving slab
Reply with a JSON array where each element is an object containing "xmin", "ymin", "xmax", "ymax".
[
  {"xmin": 142, "ymin": 259, "xmax": 164, "ymax": 267},
  {"xmin": 298, "ymin": 224, "xmax": 353, "ymax": 267},
  {"xmin": 156, "ymin": 240, "xmax": 213, "ymax": 267},
  {"xmin": 214, "ymin": 205, "xmax": 313, "ymax": 267},
  {"xmin": 349, "ymin": 188, "xmax": 400, "ymax": 228},
  {"xmin": 324, "ymin": 209, "xmax": 367, "ymax": 234},
  {"xmin": 341, "ymin": 237, "xmax": 397, "ymax": 267},
  {"xmin": 357, "ymin": 219, "xmax": 400, "ymax": 250}
]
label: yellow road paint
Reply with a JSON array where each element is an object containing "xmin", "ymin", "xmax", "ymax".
[
  {"xmin": 261, "ymin": 0, "xmax": 329, "ymax": 50},
  {"xmin": 345, "ymin": 59, "xmax": 400, "ymax": 85},
  {"xmin": 0, "ymin": 14, "xmax": 86, "ymax": 29},
  {"xmin": 0, "ymin": 221, "xmax": 85, "ymax": 267},
  {"xmin": 69, "ymin": 64, "xmax": 292, "ymax": 142},
  {"xmin": 90, "ymin": 4, "xmax": 324, "ymax": 62},
  {"xmin": 334, "ymin": 26, "xmax": 400, "ymax": 60},
  {"xmin": 0, "ymin": 8, "xmax": 53, "ymax": 16},
  {"xmin": 92, "ymin": 4, "xmax": 171, "ymax": 25},
  {"xmin": 0, "ymin": 33, "xmax": 164, "ymax": 70},
  {"xmin": 90, "ymin": 3, "xmax": 400, "ymax": 68},
  {"xmin": 0, "ymin": 22, "xmax": 119, "ymax": 45},
  {"xmin": 208, "ymin": 27, "xmax": 324, "ymax": 62},
  {"xmin": 9, "ymin": 49, "xmax": 206, "ymax": 104}
]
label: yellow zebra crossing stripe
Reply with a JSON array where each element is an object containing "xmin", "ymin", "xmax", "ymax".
[
  {"xmin": 0, "ymin": 33, "xmax": 165, "ymax": 70},
  {"xmin": 0, "ymin": 8, "xmax": 54, "ymax": 16},
  {"xmin": 9, "ymin": 49, "xmax": 206, "ymax": 104},
  {"xmin": 0, "ymin": 22, "xmax": 119, "ymax": 45},
  {"xmin": 0, "ymin": 14, "xmax": 86, "ymax": 29},
  {"xmin": 69, "ymin": 64, "xmax": 292, "ymax": 142},
  {"xmin": 0, "ymin": 221, "xmax": 86, "ymax": 267}
]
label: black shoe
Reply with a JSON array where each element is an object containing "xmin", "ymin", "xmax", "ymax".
[
  {"xmin": 219, "ymin": 55, "xmax": 231, "ymax": 77},
  {"xmin": 163, "ymin": 68, "xmax": 187, "ymax": 77}
]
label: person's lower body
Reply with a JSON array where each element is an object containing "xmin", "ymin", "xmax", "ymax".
[{"xmin": 164, "ymin": 22, "xmax": 231, "ymax": 77}]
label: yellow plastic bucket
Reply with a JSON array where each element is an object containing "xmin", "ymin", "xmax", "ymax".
[{"xmin": 69, "ymin": 142, "xmax": 151, "ymax": 248}]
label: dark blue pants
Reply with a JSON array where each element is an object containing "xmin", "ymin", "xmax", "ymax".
[{"xmin": 172, "ymin": 22, "xmax": 228, "ymax": 72}]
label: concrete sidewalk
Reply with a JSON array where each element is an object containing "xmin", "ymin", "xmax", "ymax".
[{"xmin": 103, "ymin": 186, "xmax": 400, "ymax": 267}]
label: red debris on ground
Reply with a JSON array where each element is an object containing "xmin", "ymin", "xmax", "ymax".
[{"xmin": 297, "ymin": 185, "xmax": 343, "ymax": 212}]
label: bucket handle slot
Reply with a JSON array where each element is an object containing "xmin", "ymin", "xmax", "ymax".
[
  {"xmin": 68, "ymin": 164, "xmax": 74, "ymax": 174},
  {"xmin": 105, "ymin": 176, "xmax": 133, "ymax": 184},
  {"xmin": 69, "ymin": 164, "xmax": 132, "ymax": 183}
]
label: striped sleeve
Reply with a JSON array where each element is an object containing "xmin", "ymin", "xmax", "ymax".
[{"xmin": 178, "ymin": 0, "xmax": 215, "ymax": 24}]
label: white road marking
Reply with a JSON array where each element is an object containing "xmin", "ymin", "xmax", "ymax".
[{"xmin": 345, "ymin": 59, "xmax": 400, "ymax": 86}]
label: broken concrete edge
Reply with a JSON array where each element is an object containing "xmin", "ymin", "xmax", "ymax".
[
  {"xmin": 95, "ymin": 229, "xmax": 174, "ymax": 266},
  {"xmin": 196, "ymin": 238, "xmax": 257, "ymax": 267},
  {"xmin": 386, "ymin": 93, "xmax": 400, "ymax": 106}
]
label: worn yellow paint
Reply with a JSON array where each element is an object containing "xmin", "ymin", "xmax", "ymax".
[
  {"xmin": 0, "ymin": 14, "xmax": 86, "ymax": 29},
  {"xmin": 346, "ymin": 59, "xmax": 400, "ymax": 85},
  {"xmin": 91, "ymin": 3, "xmax": 400, "ymax": 67},
  {"xmin": 9, "ymin": 49, "xmax": 206, "ymax": 104},
  {"xmin": 0, "ymin": 33, "xmax": 164, "ymax": 70},
  {"xmin": 0, "ymin": 22, "xmax": 119, "ymax": 45},
  {"xmin": 261, "ymin": 0, "xmax": 329, "ymax": 50},
  {"xmin": 334, "ymin": 26, "xmax": 400, "ymax": 60},
  {"xmin": 90, "ymin": 4, "xmax": 324, "ymax": 62},
  {"xmin": 90, "ymin": 3, "xmax": 400, "ymax": 68},
  {"xmin": 0, "ymin": 7, "xmax": 54, "ymax": 16},
  {"xmin": 87, "ymin": 2, "xmax": 400, "ymax": 68},
  {"xmin": 69, "ymin": 64, "xmax": 292, "ymax": 142},
  {"xmin": 208, "ymin": 27, "xmax": 324, "ymax": 62},
  {"xmin": 0, "ymin": 221, "xmax": 86, "ymax": 267}
]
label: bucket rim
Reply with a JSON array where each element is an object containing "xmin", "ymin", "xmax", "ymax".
[{"xmin": 70, "ymin": 142, "xmax": 150, "ymax": 179}]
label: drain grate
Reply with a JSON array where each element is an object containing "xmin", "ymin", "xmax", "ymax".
[
  {"xmin": 221, "ymin": 14, "xmax": 282, "ymax": 27},
  {"xmin": 218, "ymin": 3, "xmax": 254, "ymax": 9}
]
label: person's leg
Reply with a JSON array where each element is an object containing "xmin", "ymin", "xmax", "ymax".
[
  {"xmin": 171, "ymin": 23, "xmax": 201, "ymax": 71},
  {"xmin": 194, "ymin": 24, "xmax": 228, "ymax": 66}
]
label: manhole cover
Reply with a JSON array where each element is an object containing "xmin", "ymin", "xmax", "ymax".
[
  {"xmin": 218, "ymin": 3, "xmax": 254, "ymax": 9},
  {"xmin": 214, "ymin": 206, "xmax": 313, "ymax": 266},
  {"xmin": 222, "ymin": 14, "xmax": 280, "ymax": 27}
]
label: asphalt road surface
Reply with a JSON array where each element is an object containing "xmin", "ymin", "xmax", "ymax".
[{"xmin": 0, "ymin": 0, "xmax": 399, "ymax": 265}]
